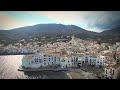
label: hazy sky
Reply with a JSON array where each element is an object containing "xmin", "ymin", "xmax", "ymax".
[{"xmin": 0, "ymin": 11, "xmax": 120, "ymax": 32}]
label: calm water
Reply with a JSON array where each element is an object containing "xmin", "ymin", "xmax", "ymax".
[{"xmin": 0, "ymin": 55, "xmax": 69, "ymax": 79}]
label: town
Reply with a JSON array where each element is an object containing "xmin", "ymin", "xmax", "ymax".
[{"xmin": 0, "ymin": 35, "xmax": 120, "ymax": 79}]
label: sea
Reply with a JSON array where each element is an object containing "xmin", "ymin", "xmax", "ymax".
[{"xmin": 0, "ymin": 55, "xmax": 69, "ymax": 79}]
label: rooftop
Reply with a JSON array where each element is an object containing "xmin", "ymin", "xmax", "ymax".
[{"xmin": 111, "ymin": 64, "xmax": 120, "ymax": 69}]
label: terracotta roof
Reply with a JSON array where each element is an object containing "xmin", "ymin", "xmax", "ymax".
[
  {"xmin": 23, "ymin": 55, "xmax": 32, "ymax": 60},
  {"xmin": 111, "ymin": 64, "xmax": 120, "ymax": 69}
]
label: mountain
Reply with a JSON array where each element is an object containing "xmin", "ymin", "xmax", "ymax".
[
  {"xmin": 0, "ymin": 24, "xmax": 120, "ymax": 45},
  {"xmin": 0, "ymin": 24, "xmax": 98, "ymax": 40},
  {"xmin": 98, "ymin": 26, "xmax": 120, "ymax": 44},
  {"xmin": 101, "ymin": 26, "xmax": 120, "ymax": 35}
]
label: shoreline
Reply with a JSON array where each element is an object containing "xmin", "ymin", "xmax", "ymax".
[{"xmin": 18, "ymin": 66, "xmax": 98, "ymax": 79}]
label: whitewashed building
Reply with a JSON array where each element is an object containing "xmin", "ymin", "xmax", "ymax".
[
  {"xmin": 60, "ymin": 56, "xmax": 74, "ymax": 68},
  {"xmin": 104, "ymin": 64, "xmax": 120, "ymax": 79},
  {"xmin": 84, "ymin": 52, "xmax": 106, "ymax": 67}
]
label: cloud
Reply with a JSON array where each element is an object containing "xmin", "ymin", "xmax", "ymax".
[
  {"xmin": 39, "ymin": 11, "xmax": 120, "ymax": 32},
  {"xmin": 0, "ymin": 11, "xmax": 120, "ymax": 32}
]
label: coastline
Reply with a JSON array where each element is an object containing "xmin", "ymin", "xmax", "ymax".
[{"xmin": 18, "ymin": 66, "xmax": 98, "ymax": 79}]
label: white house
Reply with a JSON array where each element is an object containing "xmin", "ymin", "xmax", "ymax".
[
  {"xmin": 104, "ymin": 64, "xmax": 120, "ymax": 79},
  {"xmin": 60, "ymin": 55, "xmax": 73, "ymax": 68}
]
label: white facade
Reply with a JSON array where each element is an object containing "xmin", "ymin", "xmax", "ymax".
[
  {"xmin": 104, "ymin": 68, "xmax": 112, "ymax": 78},
  {"xmin": 78, "ymin": 56, "xmax": 84, "ymax": 66},
  {"xmin": 60, "ymin": 56, "xmax": 73, "ymax": 68},
  {"xmin": 22, "ymin": 53, "xmax": 106, "ymax": 69},
  {"xmin": 104, "ymin": 65, "xmax": 120, "ymax": 79},
  {"xmin": 84, "ymin": 53, "xmax": 106, "ymax": 67},
  {"xmin": 22, "ymin": 54, "xmax": 62, "ymax": 68}
]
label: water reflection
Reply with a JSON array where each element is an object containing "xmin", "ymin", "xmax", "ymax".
[{"xmin": 0, "ymin": 55, "xmax": 69, "ymax": 79}]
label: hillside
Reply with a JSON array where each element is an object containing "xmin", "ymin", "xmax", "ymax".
[
  {"xmin": 0, "ymin": 24, "xmax": 98, "ymax": 44},
  {"xmin": 99, "ymin": 26, "xmax": 120, "ymax": 44},
  {"xmin": 0, "ymin": 24, "xmax": 120, "ymax": 45}
]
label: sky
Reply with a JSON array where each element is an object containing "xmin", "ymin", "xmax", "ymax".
[{"xmin": 0, "ymin": 11, "xmax": 120, "ymax": 32}]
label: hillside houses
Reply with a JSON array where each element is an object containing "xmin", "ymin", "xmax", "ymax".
[{"xmin": 22, "ymin": 35, "xmax": 109, "ymax": 69}]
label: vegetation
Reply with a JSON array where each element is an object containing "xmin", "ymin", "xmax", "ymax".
[{"xmin": 0, "ymin": 24, "xmax": 120, "ymax": 46}]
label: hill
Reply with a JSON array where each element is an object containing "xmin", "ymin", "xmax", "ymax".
[{"xmin": 0, "ymin": 24, "xmax": 120, "ymax": 45}]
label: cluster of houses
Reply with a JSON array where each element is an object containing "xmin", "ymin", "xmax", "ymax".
[
  {"xmin": 21, "ymin": 35, "xmax": 120, "ymax": 79},
  {"xmin": 22, "ymin": 52, "xmax": 107, "ymax": 69},
  {"xmin": 0, "ymin": 47, "xmax": 37, "ymax": 54},
  {"xmin": 0, "ymin": 38, "xmax": 41, "ymax": 54},
  {"xmin": 4, "ymin": 35, "xmax": 117, "ymax": 79},
  {"xmin": 103, "ymin": 49, "xmax": 120, "ymax": 79},
  {"xmin": 22, "ymin": 35, "xmax": 107, "ymax": 69}
]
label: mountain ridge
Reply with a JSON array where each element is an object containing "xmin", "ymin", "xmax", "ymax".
[{"xmin": 0, "ymin": 24, "xmax": 120, "ymax": 45}]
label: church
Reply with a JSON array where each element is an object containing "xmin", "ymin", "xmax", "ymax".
[{"xmin": 69, "ymin": 35, "xmax": 77, "ymax": 46}]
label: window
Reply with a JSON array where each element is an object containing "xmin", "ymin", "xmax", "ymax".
[
  {"xmin": 113, "ymin": 69, "xmax": 114, "ymax": 75},
  {"xmin": 66, "ymin": 65, "xmax": 67, "ymax": 68},
  {"xmin": 71, "ymin": 60, "xmax": 73, "ymax": 62},
  {"xmin": 31, "ymin": 61, "xmax": 34, "ymax": 63},
  {"xmin": 35, "ymin": 60, "xmax": 38, "ymax": 63},
  {"xmin": 76, "ymin": 57, "xmax": 78, "ymax": 60},
  {"xmin": 74, "ymin": 57, "xmax": 75, "ymax": 60},
  {"xmin": 44, "ymin": 63, "xmax": 46, "ymax": 65},
  {"xmin": 110, "ymin": 69, "xmax": 112, "ymax": 73},
  {"xmin": 68, "ymin": 61, "xmax": 69, "ymax": 63},
  {"xmin": 39, "ymin": 60, "xmax": 42, "ymax": 63},
  {"xmin": 106, "ymin": 70, "xmax": 107, "ymax": 74}
]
